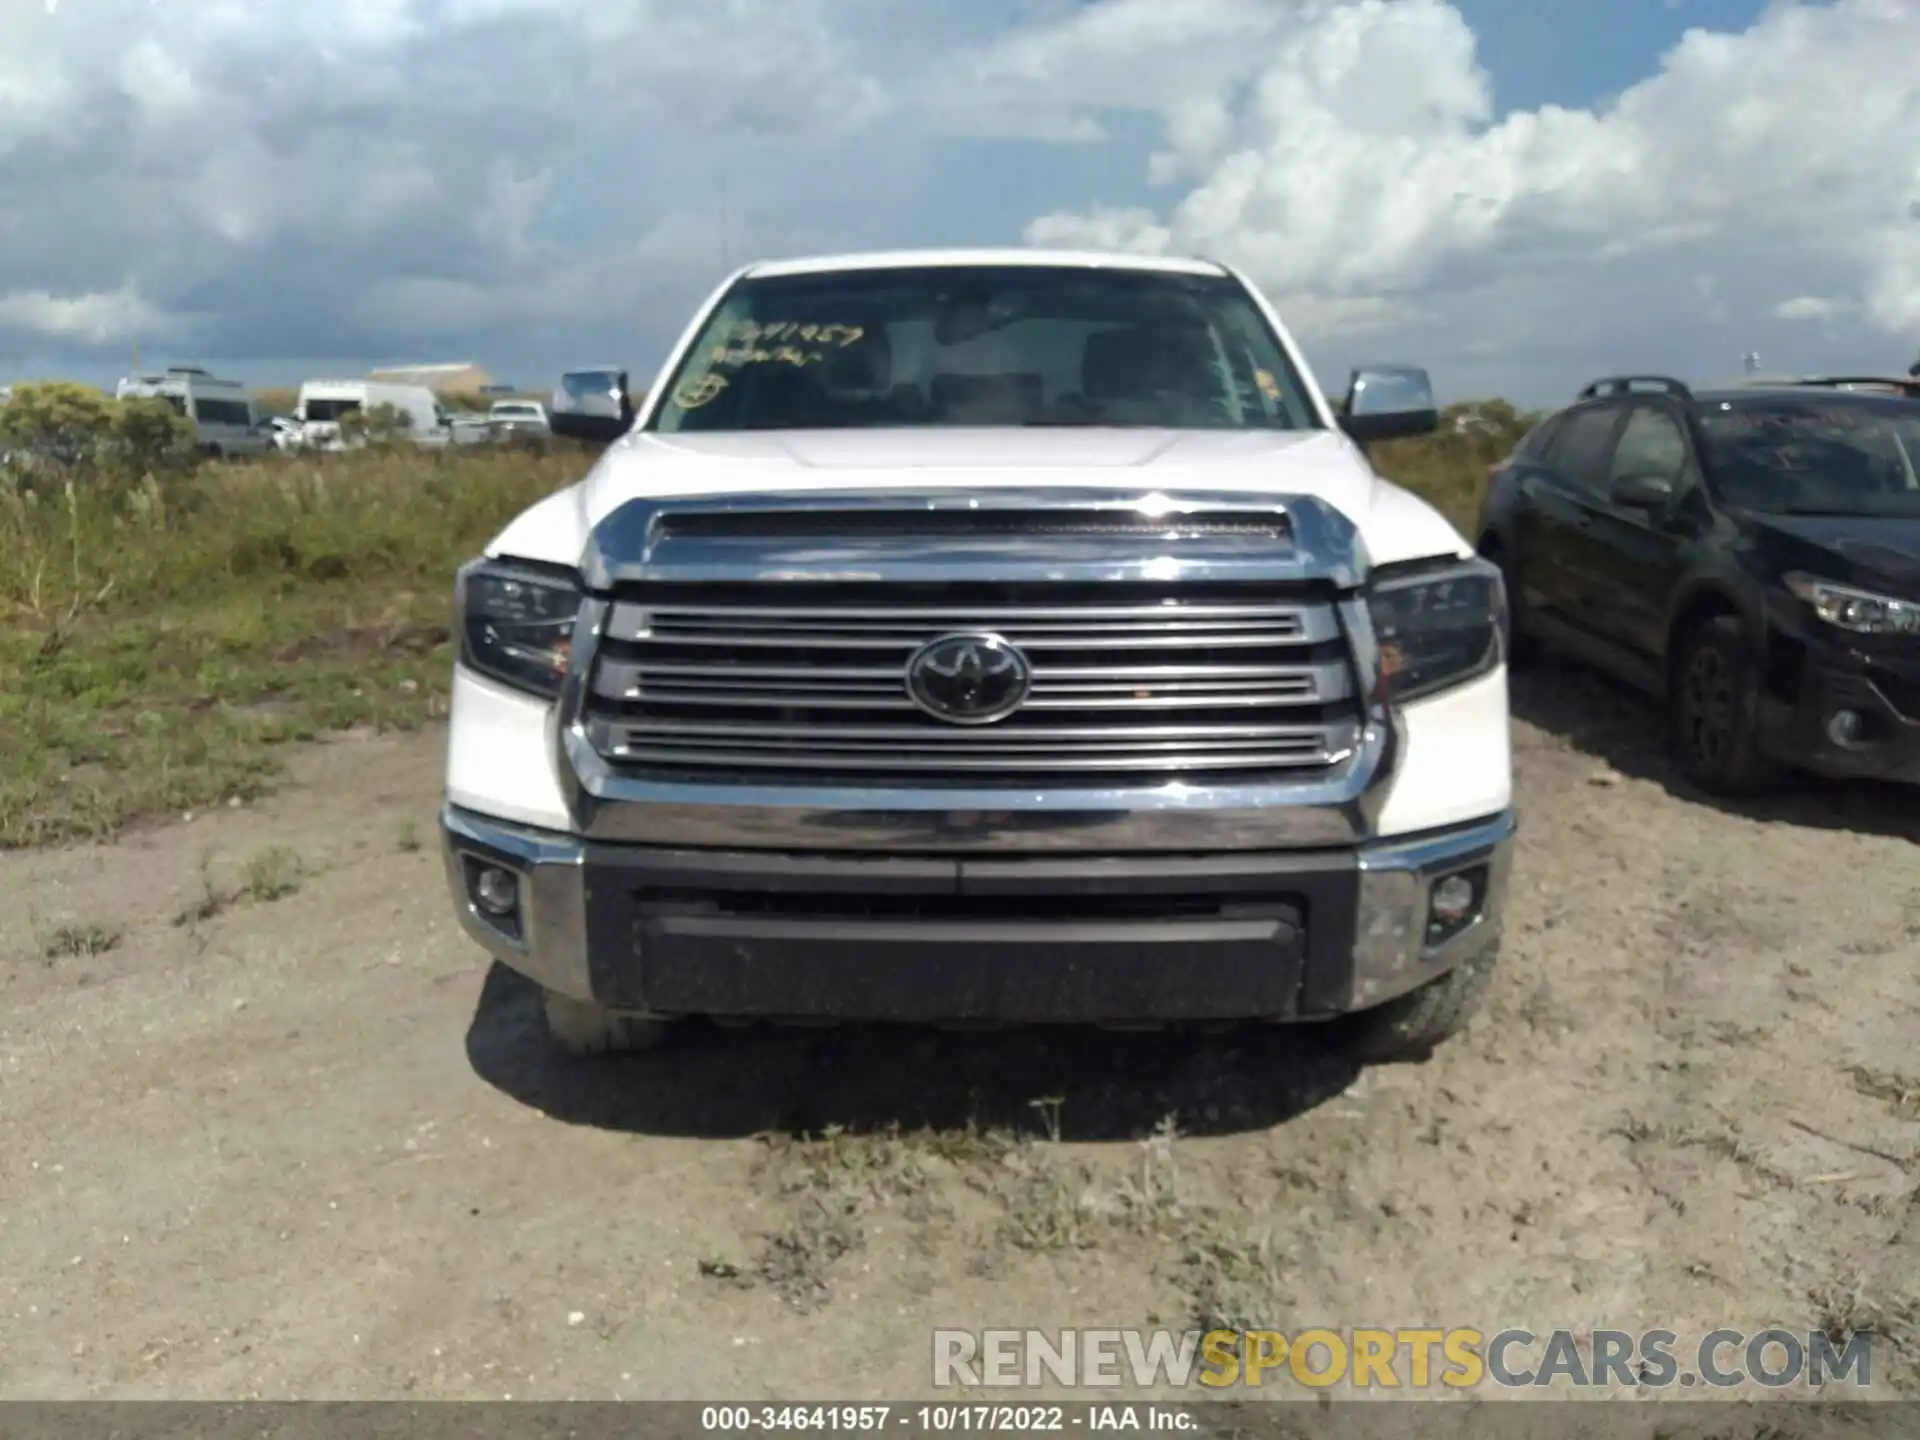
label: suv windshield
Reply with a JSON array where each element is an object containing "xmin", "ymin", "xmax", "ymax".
[
  {"xmin": 1698, "ymin": 395, "xmax": 1920, "ymax": 517},
  {"xmin": 560, "ymin": 371, "xmax": 622, "ymax": 403},
  {"xmin": 649, "ymin": 265, "xmax": 1321, "ymax": 433}
]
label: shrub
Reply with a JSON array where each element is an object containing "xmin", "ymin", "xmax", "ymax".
[
  {"xmin": 0, "ymin": 382, "xmax": 197, "ymax": 494},
  {"xmin": 0, "ymin": 381, "xmax": 116, "ymax": 479},
  {"xmin": 107, "ymin": 395, "xmax": 199, "ymax": 477}
]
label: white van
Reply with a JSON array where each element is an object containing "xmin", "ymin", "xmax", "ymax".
[
  {"xmin": 295, "ymin": 380, "xmax": 454, "ymax": 450},
  {"xmin": 115, "ymin": 367, "xmax": 269, "ymax": 457}
]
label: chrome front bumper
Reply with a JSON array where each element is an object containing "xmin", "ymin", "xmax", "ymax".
[{"xmin": 441, "ymin": 804, "xmax": 1514, "ymax": 1020}]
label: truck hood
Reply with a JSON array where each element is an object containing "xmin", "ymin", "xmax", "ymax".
[{"xmin": 488, "ymin": 426, "xmax": 1472, "ymax": 573}]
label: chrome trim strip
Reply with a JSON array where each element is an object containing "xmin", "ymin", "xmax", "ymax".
[
  {"xmin": 610, "ymin": 606, "xmax": 1335, "ymax": 645},
  {"xmin": 590, "ymin": 648, "xmax": 1353, "ymax": 707},
  {"xmin": 598, "ymin": 717, "xmax": 1346, "ymax": 743}
]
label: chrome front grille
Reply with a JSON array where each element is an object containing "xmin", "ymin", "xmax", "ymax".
[{"xmin": 582, "ymin": 582, "xmax": 1363, "ymax": 785}]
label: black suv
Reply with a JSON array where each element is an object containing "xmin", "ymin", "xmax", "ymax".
[{"xmin": 1477, "ymin": 373, "xmax": 1920, "ymax": 795}]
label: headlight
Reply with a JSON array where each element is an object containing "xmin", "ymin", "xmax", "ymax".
[
  {"xmin": 455, "ymin": 557, "xmax": 581, "ymax": 698},
  {"xmin": 1367, "ymin": 557, "xmax": 1505, "ymax": 703},
  {"xmin": 1783, "ymin": 573, "xmax": 1920, "ymax": 636}
]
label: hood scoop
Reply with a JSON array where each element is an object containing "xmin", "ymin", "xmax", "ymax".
[{"xmin": 581, "ymin": 487, "xmax": 1357, "ymax": 590}]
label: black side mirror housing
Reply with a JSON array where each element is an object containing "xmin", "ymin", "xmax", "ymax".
[
  {"xmin": 1337, "ymin": 364, "xmax": 1441, "ymax": 445},
  {"xmin": 549, "ymin": 411, "xmax": 631, "ymax": 445},
  {"xmin": 1609, "ymin": 472, "xmax": 1675, "ymax": 509}
]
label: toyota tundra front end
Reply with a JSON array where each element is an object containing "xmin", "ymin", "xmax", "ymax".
[{"xmin": 440, "ymin": 249, "xmax": 1516, "ymax": 1062}]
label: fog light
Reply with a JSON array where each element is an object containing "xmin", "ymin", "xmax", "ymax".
[
  {"xmin": 473, "ymin": 865, "xmax": 519, "ymax": 916},
  {"xmin": 1826, "ymin": 709, "xmax": 1864, "ymax": 748},
  {"xmin": 1430, "ymin": 873, "xmax": 1477, "ymax": 925}
]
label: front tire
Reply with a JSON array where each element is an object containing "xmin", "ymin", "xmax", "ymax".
[
  {"xmin": 1345, "ymin": 943, "xmax": 1499, "ymax": 1064},
  {"xmin": 540, "ymin": 990, "xmax": 671, "ymax": 1056},
  {"xmin": 1669, "ymin": 615, "xmax": 1785, "ymax": 797}
]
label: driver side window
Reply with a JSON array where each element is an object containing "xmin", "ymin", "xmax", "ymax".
[{"xmin": 1608, "ymin": 405, "xmax": 1691, "ymax": 491}]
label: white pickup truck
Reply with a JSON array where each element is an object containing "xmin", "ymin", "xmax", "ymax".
[{"xmin": 440, "ymin": 249, "xmax": 1515, "ymax": 1063}]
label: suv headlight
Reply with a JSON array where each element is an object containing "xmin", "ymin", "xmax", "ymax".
[
  {"xmin": 1367, "ymin": 557, "xmax": 1505, "ymax": 703},
  {"xmin": 455, "ymin": 557, "xmax": 581, "ymax": 699},
  {"xmin": 1783, "ymin": 573, "xmax": 1920, "ymax": 636}
]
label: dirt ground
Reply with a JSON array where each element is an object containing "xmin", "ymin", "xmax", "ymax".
[{"xmin": 2, "ymin": 660, "xmax": 1916, "ymax": 1403}]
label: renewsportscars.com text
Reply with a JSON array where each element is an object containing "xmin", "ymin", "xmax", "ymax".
[{"xmin": 931, "ymin": 1327, "xmax": 1875, "ymax": 1391}]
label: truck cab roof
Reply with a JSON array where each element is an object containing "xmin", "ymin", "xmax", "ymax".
[{"xmin": 740, "ymin": 247, "xmax": 1230, "ymax": 280}]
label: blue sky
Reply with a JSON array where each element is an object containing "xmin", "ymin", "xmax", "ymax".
[
  {"xmin": 0, "ymin": 0, "xmax": 1913, "ymax": 406},
  {"xmin": 1454, "ymin": 0, "xmax": 1769, "ymax": 111}
]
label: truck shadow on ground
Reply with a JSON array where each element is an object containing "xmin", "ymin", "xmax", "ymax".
[
  {"xmin": 1510, "ymin": 660, "xmax": 1918, "ymax": 843},
  {"xmin": 464, "ymin": 964, "xmax": 1359, "ymax": 1142}
]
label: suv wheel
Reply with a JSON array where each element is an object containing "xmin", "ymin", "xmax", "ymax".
[
  {"xmin": 540, "ymin": 990, "xmax": 671, "ymax": 1056},
  {"xmin": 1345, "ymin": 943, "xmax": 1499, "ymax": 1064},
  {"xmin": 1670, "ymin": 615, "xmax": 1785, "ymax": 797}
]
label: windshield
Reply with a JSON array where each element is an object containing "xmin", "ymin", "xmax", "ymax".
[
  {"xmin": 648, "ymin": 265, "xmax": 1321, "ymax": 433},
  {"xmin": 304, "ymin": 398, "xmax": 362, "ymax": 423},
  {"xmin": 560, "ymin": 371, "xmax": 622, "ymax": 401},
  {"xmin": 1697, "ymin": 395, "xmax": 1920, "ymax": 517}
]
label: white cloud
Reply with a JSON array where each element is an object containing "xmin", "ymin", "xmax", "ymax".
[
  {"xmin": 0, "ymin": 0, "xmax": 894, "ymax": 375},
  {"xmin": 919, "ymin": 0, "xmax": 1249, "ymax": 136},
  {"xmin": 0, "ymin": 281, "xmax": 171, "ymax": 344},
  {"xmin": 1022, "ymin": 0, "xmax": 1920, "ymax": 387},
  {"xmin": 2, "ymin": 0, "xmax": 1916, "ymax": 402},
  {"xmin": 1772, "ymin": 296, "xmax": 1846, "ymax": 322}
]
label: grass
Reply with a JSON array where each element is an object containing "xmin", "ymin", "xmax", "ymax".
[
  {"xmin": 43, "ymin": 922, "xmax": 122, "ymax": 959},
  {"xmin": 167, "ymin": 843, "xmax": 310, "ymax": 926},
  {"xmin": 1, "ymin": 444, "xmax": 582, "ymax": 848},
  {"xmin": 244, "ymin": 845, "xmax": 305, "ymax": 901},
  {"xmin": 1810, "ymin": 1275, "xmax": 1914, "ymax": 1352},
  {"xmin": 0, "ymin": 408, "xmax": 1508, "ymax": 850},
  {"xmin": 719, "ymin": 1103, "xmax": 1218, "ymax": 1313},
  {"xmin": 1850, "ymin": 1066, "xmax": 1920, "ymax": 1120},
  {"xmin": 727, "ymin": 1125, "xmax": 941, "ymax": 1312}
]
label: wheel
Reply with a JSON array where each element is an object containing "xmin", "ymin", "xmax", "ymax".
[
  {"xmin": 1669, "ymin": 615, "xmax": 1785, "ymax": 797},
  {"xmin": 1345, "ymin": 942, "xmax": 1499, "ymax": 1064},
  {"xmin": 540, "ymin": 989, "xmax": 671, "ymax": 1056},
  {"xmin": 1483, "ymin": 542, "xmax": 1540, "ymax": 670}
]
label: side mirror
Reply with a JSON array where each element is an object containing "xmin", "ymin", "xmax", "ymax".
[
  {"xmin": 549, "ymin": 411, "xmax": 631, "ymax": 445},
  {"xmin": 1338, "ymin": 365, "xmax": 1440, "ymax": 445},
  {"xmin": 1609, "ymin": 472, "xmax": 1674, "ymax": 509}
]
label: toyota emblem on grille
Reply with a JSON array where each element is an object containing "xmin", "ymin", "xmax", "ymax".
[{"xmin": 905, "ymin": 633, "xmax": 1033, "ymax": 725}]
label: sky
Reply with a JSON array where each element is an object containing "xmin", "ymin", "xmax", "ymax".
[{"xmin": 0, "ymin": 0, "xmax": 1915, "ymax": 407}]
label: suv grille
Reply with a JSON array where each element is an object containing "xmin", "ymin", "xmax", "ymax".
[{"xmin": 583, "ymin": 582, "xmax": 1363, "ymax": 785}]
